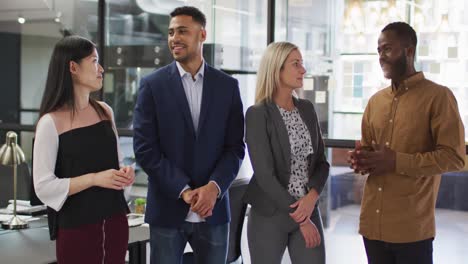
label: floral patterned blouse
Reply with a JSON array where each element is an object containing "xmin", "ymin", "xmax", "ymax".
[{"xmin": 277, "ymin": 105, "xmax": 314, "ymax": 200}]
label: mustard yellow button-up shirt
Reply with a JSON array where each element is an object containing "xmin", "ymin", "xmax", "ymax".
[{"xmin": 359, "ymin": 72, "xmax": 465, "ymax": 243}]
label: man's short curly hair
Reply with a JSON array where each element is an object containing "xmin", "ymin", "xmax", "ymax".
[
  {"xmin": 170, "ymin": 6, "xmax": 206, "ymax": 28},
  {"xmin": 382, "ymin": 22, "xmax": 417, "ymax": 48}
]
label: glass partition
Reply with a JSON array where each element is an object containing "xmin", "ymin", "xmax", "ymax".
[
  {"xmin": 1, "ymin": 0, "xmax": 468, "ymax": 262},
  {"xmin": 0, "ymin": 0, "xmax": 100, "ymax": 213},
  {"xmin": 104, "ymin": 0, "xmax": 268, "ymax": 185},
  {"xmin": 274, "ymin": 0, "xmax": 334, "ymax": 139},
  {"xmin": 212, "ymin": 0, "xmax": 267, "ymax": 71},
  {"xmin": 276, "ymin": 1, "xmax": 468, "ymax": 263},
  {"xmin": 104, "ymin": 0, "xmax": 267, "ymax": 127},
  {"xmin": 334, "ymin": 0, "xmax": 468, "ymax": 140},
  {"xmin": 0, "ymin": 0, "xmax": 98, "ymax": 161},
  {"xmin": 322, "ymin": 147, "xmax": 468, "ymax": 264}
]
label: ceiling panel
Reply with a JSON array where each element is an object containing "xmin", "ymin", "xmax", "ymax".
[
  {"xmin": 0, "ymin": 0, "xmax": 53, "ymax": 11},
  {"xmin": 0, "ymin": 0, "xmax": 55, "ymax": 22}
]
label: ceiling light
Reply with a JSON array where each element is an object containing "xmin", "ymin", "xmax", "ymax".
[
  {"xmin": 357, "ymin": 32, "xmax": 366, "ymax": 45},
  {"xmin": 54, "ymin": 12, "xmax": 62, "ymax": 23},
  {"xmin": 349, "ymin": 0, "xmax": 362, "ymax": 18},
  {"xmin": 17, "ymin": 16, "xmax": 25, "ymax": 24},
  {"xmin": 436, "ymin": 14, "xmax": 451, "ymax": 32}
]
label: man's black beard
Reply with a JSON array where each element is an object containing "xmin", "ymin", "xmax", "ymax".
[{"xmin": 391, "ymin": 51, "xmax": 408, "ymax": 79}]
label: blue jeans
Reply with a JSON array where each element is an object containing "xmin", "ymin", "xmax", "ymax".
[{"xmin": 149, "ymin": 222, "xmax": 229, "ymax": 264}]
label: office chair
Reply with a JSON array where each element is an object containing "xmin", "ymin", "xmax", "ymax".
[{"xmin": 226, "ymin": 179, "xmax": 249, "ymax": 264}]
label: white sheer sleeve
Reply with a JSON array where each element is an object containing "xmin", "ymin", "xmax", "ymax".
[{"xmin": 33, "ymin": 114, "xmax": 70, "ymax": 211}]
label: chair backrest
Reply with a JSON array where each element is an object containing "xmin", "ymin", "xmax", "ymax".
[{"xmin": 227, "ymin": 178, "xmax": 249, "ymax": 263}]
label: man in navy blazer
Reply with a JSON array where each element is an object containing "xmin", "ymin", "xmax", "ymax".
[{"xmin": 133, "ymin": 6, "xmax": 245, "ymax": 264}]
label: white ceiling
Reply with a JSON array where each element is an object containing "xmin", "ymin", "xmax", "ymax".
[
  {"xmin": 0, "ymin": 0, "xmax": 57, "ymax": 21},
  {"xmin": 0, "ymin": 0, "xmax": 79, "ymax": 37},
  {"xmin": 1, "ymin": 0, "xmax": 53, "ymax": 10}
]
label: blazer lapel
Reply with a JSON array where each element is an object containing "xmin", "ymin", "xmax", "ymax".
[
  {"xmin": 168, "ymin": 62, "xmax": 196, "ymax": 137},
  {"xmin": 197, "ymin": 63, "xmax": 213, "ymax": 135},
  {"xmin": 266, "ymin": 102, "xmax": 291, "ymax": 170}
]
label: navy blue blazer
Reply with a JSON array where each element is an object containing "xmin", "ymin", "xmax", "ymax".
[{"xmin": 133, "ymin": 61, "xmax": 245, "ymax": 227}]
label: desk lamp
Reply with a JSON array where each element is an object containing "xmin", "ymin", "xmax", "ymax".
[{"xmin": 0, "ymin": 131, "xmax": 28, "ymax": 229}]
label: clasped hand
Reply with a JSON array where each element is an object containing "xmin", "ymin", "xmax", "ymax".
[
  {"xmin": 289, "ymin": 189, "xmax": 318, "ymax": 223},
  {"xmin": 299, "ymin": 219, "xmax": 321, "ymax": 248},
  {"xmin": 94, "ymin": 166, "xmax": 135, "ymax": 190},
  {"xmin": 289, "ymin": 190, "xmax": 321, "ymax": 248},
  {"xmin": 348, "ymin": 142, "xmax": 396, "ymax": 176},
  {"xmin": 182, "ymin": 182, "xmax": 219, "ymax": 218}
]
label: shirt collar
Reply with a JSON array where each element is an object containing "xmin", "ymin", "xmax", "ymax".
[
  {"xmin": 391, "ymin": 72, "xmax": 425, "ymax": 93},
  {"xmin": 176, "ymin": 60, "xmax": 205, "ymax": 80}
]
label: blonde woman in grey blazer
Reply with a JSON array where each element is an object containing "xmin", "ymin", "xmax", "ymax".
[{"xmin": 243, "ymin": 42, "xmax": 329, "ymax": 264}]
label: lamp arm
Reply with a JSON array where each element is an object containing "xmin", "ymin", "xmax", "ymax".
[{"xmin": 13, "ymin": 162, "xmax": 17, "ymax": 217}]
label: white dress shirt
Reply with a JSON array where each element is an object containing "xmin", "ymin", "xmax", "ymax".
[{"xmin": 175, "ymin": 61, "xmax": 220, "ymax": 223}]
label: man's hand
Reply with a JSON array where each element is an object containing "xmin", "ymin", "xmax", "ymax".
[
  {"xmin": 289, "ymin": 189, "xmax": 318, "ymax": 223},
  {"xmin": 348, "ymin": 140, "xmax": 371, "ymax": 175},
  {"xmin": 191, "ymin": 182, "xmax": 219, "ymax": 218},
  {"xmin": 299, "ymin": 219, "xmax": 321, "ymax": 248},
  {"xmin": 353, "ymin": 142, "xmax": 396, "ymax": 176},
  {"xmin": 181, "ymin": 189, "xmax": 196, "ymax": 205}
]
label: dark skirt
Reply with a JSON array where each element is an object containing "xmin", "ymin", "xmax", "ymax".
[{"xmin": 56, "ymin": 212, "xmax": 129, "ymax": 264}]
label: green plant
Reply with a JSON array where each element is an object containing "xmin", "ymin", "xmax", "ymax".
[{"xmin": 134, "ymin": 198, "xmax": 146, "ymax": 206}]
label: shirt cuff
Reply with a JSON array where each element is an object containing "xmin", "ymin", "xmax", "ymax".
[
  {"xmin": 179, "ymin": 185, "xmax": 191, "ymax": 198},
  {"xmin": 396, "ymin": 152, "xmax": 412, "ymax": 176},
  {"xmin": 209, "ymin": 180, "xmax": 221, "ymax": 198}
]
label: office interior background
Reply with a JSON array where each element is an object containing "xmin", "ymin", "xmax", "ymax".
[{"xmin": 0, "ymin": 0, "xmax": 468, "ymax": 263}]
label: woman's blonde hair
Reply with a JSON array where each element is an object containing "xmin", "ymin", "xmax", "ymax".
[{"xmin": 255, "ymin": 41, "xmax": 298, "ymax": 103}]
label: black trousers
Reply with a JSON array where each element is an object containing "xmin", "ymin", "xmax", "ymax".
[{"xmin": 363, "ymin": 236, "xmax": 433, "ymax": 264}]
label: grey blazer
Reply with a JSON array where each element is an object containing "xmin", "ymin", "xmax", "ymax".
[{"xmin": 243, "ymin": 97, "xmax": 330, "ymax": 217}]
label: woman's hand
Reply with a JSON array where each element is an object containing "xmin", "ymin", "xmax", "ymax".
[
  {"xmin": 299, "ymin": 219, "xmax": 321, "ymax": 248},
  {"xmin": 93, "ymin": 169, "xmax": 129, "ymax": 190},
  {"xmin": 120, "ymin": 165, "xmax": 135, "ymax": 186},
  {"xmin": 289, "ymin": 189, "xmax": 319, "ymax": 223}
]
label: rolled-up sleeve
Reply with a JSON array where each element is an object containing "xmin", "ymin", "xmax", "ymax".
[{"xmin": 33, "ymin": 114, "xmax": 69, "ymax": 211}]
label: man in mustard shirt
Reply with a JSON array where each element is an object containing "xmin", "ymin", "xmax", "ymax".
[{"xmin": 349, "ymin": 22, "xmax": 465, "ymax": 264}]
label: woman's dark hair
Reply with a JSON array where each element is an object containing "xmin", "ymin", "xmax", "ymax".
[{"xmin": 39, "ymin": 35, "xmax": 109, "ymax": 120}]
